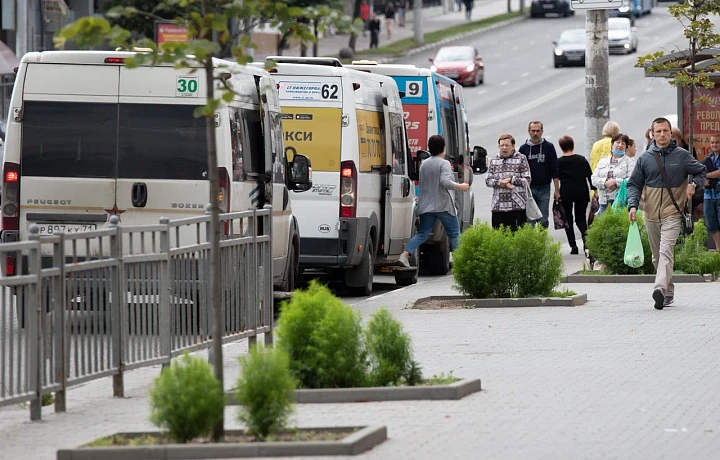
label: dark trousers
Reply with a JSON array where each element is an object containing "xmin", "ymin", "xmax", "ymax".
[
  {"xmin": 491, "ymin": 210, "xmax": 527, "ymax": 232},
  {"xmin": 370, "ymin": 31, "xmax": 379, "ymax": 48},
  {"xmin": 562, "ymin": 197, "xmax": 589, "ymax": 248}
]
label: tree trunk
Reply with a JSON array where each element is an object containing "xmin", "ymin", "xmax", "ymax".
[
  {"xmin": 301, "ymin": 42, "xmax": 307, "ymax": 57},
  {"xmin": 313, "ymin": 20, "xmax": 319, "ymax": 57},
  {"xmin": 201, "ymin": 0, "xmax": 225, "ymax": 444},
  {"xmin": 348, "ymin": 0, "xmax": 364, "ymax": 51}
]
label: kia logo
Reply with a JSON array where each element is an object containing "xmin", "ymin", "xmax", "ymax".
[{"xmin": 318, "ymin": 224, "xmax": 331, "ymax": 233}]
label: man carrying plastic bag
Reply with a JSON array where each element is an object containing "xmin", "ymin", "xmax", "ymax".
[{"xmin": 624, "ymin": 221, "xmax": 644, "ymax": 268}]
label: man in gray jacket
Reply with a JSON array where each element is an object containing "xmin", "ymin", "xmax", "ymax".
[
  {"xmin": 627, "ymin": 117, "xmax": 706, "ymax": 310},
  {"xmin": 398, "ymin": 135, "xmax": 470, "ymax": 268}
]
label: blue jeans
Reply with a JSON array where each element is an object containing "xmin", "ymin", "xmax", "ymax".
[
  {"xmin": 405, "ymin": 212, "xmax": 461, "ymax": 254},
  {"xmin": 530, "ymin": 184, "xmax": 551, "ymax": 229},
  {"xmin": 596, "ymin": 200, "xmax": 614, "ymax": 217},
  {"xmin": 705, "ymin": 198, "xmax": 720, "ymax": 233}
]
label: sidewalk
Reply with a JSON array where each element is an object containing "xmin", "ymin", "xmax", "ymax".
[
  {"xmin": 255, "ymin": 0, "xmax": 523, "ymax": 60},
  {"xmin": 3, "ymin": 243, "xmax": 720, "ymax": 458}
]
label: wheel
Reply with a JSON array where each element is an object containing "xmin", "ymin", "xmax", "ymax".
[
  {"xmin": 563, "ymin": 6, "xmax": 569, "ymax": 17},
  {"xmin": 471, "ymin": 71, "xmax": 479, "ymax": 87},
  {"xmin": 278, "ymin": 239, "xmax": 297, "ymax": 292},
  {"xmin": 571, "ymin": 9, "xmax": 576, "ymax": 15},
  {"xmin": 345, "ymin": 239, "xmax": 374, "ymax": 296},
  {"xmin": 554, "ymin": 61, "xmax": 561, "ymax": 68},
  {"xmin": 429, "ymin": 235, "xmax": 451, "ymax": 276},
  {"xmin": 479, "ymin": 71, "xmax": 484, "ymax": 84}
]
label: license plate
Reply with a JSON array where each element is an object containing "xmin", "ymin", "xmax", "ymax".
[
  {"xmin": 567, "ymin": 56, "xmax": 582, "ymax": 61},
  {"xmin": 35, "ymin": 223, "xmax": 98, "ymax": 235},
  {"xmin": 444, "ymin": 71, "xmax": 459, "ymax": 78},
  {"xmin": 543, "ymin": 4, "xmax": 554, "ymax": 8}
]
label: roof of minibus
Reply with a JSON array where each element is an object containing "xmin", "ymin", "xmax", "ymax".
[
  {"xmin": 346, "ymin": 63, "xmax": 433, "ymax": 78},
  {"xmin": 20, "ymin": 51, "xmax": 270, "ymax": 78},
  {"xmin": 262, "ymin": 62, "xmax": 397, "ymax": 85}
]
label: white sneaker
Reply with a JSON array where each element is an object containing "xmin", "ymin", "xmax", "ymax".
[{"xmin": 397, "ymin": 253, "xmax": 410, "ymax": 268}]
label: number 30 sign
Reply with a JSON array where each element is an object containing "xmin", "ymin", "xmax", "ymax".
[{"xmin": 176, "ymin": 76, "xmax": 199, "ymax": 98}]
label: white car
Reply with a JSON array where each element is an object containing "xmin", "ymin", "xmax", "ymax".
[{"xmin": 608, "ymin": 17, "xmax": 638, "ymax": 54}]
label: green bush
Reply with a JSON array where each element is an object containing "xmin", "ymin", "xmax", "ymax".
[
  {"xmin": 365, "ymin": 308, "xmax": 414, "ymax": 387},
  {"xmin": 675, "ymin": 219, "xmax": 720, "ymax": 275},
  {"xmin": 149, "ymin": 353, "xmax": 224, "ymax": 443},
  {"xmin": 235, "ymin": 345, "xmax": 296, "ymax": 440},
  {"xmin": 276, "ymin": 281, "xmax": 367, "ymax": 388},
  {"xmin": 586, "ymin": 206, "xmax": 655, "ymax": 275},
  {"xmin": 452, "ymin": 222, "xmax": 564, "ymax": 298}
]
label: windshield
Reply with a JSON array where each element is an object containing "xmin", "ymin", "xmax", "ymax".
[
  {"xmin": 559, "ymin": 30, "xmax": 585, "ymax": 44},
  {"xmin": 435, "ymin": 48, "xmax": 474, "ymax": 62},
  {"xmin": 609, "ymin": 20, "xmax": 630, "ymax": 31}
]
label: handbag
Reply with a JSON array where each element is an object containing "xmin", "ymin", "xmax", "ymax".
[
  {"xmin": 653, "ymin": 153, "xmax": 694, "ymax": 236},
  {"xmin": 524, "ymin": 180, "xmax": 543, "ymax": 221},
  {"xmin": 553, "ymin": 199, "xmax": 569, "ymax": 230}
]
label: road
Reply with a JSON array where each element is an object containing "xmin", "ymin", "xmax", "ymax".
[{"xmin": 330, "ymin": 5, "xmax": 689, "ymax": 304}]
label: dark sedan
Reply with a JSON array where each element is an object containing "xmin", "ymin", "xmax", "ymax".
[
  {"xmin": 530, "ymin": 0, "xmax": 575, "ymax": 18},
  {"xmin": 553, "ymin": 29, "xmax": 586, "ymax": 68}
]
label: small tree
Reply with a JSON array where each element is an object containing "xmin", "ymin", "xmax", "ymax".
[
  {"xmin": 637, "ymin": 0, "xmax": 720, "ymax": 154},
  {"xmin": 54, "ymin": 0, "xmax": 350, "ymax": 442}
]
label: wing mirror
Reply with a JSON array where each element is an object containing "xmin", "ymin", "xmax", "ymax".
[
  {"xmin": 289, "ymin": 154, "xmax": 312, "ymax": 192},
  {"xmin": 552, "ymin": 40, "xmax": 558, "ymax": 46},
  {"xmin": 428, "ymin": 58, "xmax": 434, "ymax": 63},
  {"xmin": 409, "ymin": 149, "xmax": 431, "ymax": 182},
  {"xmin": 471, "ymin": 146, "xmax": 487, "ymax": 175}
]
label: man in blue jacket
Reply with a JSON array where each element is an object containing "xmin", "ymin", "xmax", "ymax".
[
  {"xmin": 627, "ymin": 117, "xmax": 706, "ymax": 310},
  {"xmin": 518, "ymin": 121, "xmax": 560, "ymax": 228}
]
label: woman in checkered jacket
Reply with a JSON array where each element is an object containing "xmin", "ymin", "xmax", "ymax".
[{"xmin": 485, "ymin": 134, "xmax": 532, "ymax": 232}]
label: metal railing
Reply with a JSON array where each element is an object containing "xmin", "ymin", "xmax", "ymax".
[{"xmin": 0, "ymin": 207, "xmax": 273, "ymax": 420}]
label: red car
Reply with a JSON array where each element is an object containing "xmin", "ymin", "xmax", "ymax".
[{"xmin": 429, "ymin": 46, "xmax": 484, "ymax": 86}]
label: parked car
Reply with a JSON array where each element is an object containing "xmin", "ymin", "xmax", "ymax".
[
  {"xmin": 530, "ymin": 0, "xmax": 574, "ymax": 18},
  {"xmin": 608, "ymin": 17, "xmax": 639, "ymax": 54},
  {"xmin": 553, "ymin": 29, "xmax": 585, "ymax": 68},
  {"xmin": 429, "ymin": 46, "xmax": 484, "ymax": 86}
]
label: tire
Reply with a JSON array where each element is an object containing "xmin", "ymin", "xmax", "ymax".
[
  {"xmin": 429, "ymin": 235, "xmax": 451, "ymax": 276},
  {"xmin": 278, "ymin": 240, "xmax": 297, "ymax": 293},
  {"xmin": 554, "ymin": 61, "xmax": 561, "ymax": 68},
  {"xmin": 471, "ymin": 71, "xmax": 479, "ymax": 87},
  {"xmin": 479, "ymin": 71, "xmax": 484, "ymax": 84},
  {"xmin": 345, "ymin": 239, "xmax": 374, "ymax": 296}
]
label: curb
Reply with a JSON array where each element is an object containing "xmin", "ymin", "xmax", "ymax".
[
  {"xmin": 57, "ymin": 426, "xmax": 387, "ymax": 459},
  {"xmin": 563, "ymin": 272, "xmax": 716, "ymax": 284},
  {"xmin": 411, "ymin": 294, "xmax": 588, "ymax": 308},
  {"xmin": 355, "ymin": 13, "xmax": 528, "ymax": 64},
  {"xmin": 226, "ymin": 378, "xmax": 482, "ymax": 404}
]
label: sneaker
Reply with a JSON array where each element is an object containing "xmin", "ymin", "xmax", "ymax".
[
  {"xmin": 397, "ymin": 253, "xmax": 410, "ymax": 268},
  {"xmin": 653, "ymin": 289, "xmax": 665, "ymax": 310},
  {"xmin": 570, "ymin": 246, "xmax": 579, "ymax": 255},
  {"xmin": 663, "ymin": 296, "xmax": 674, "ymax": 307}
]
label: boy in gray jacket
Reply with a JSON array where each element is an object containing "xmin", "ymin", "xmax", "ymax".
[
  {"xmin": 627, "ymin": 117, "xmax": 706, "ymax": 310},
  {"xmin": 398, "ymin": 135, "xmax": 470, "ymax": 268}
]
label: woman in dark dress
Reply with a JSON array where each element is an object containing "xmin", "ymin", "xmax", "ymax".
[
  {"xmin": 557, "ymin": 135, "xmax": 595, "ymax": 255},
  {"xmin": 384, "ymin": 2, "xmax": 396, "ymax": 39}
]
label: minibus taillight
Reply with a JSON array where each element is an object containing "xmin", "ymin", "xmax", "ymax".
[{"xmin": 339, "ymin": 161, "xmax": 357, "ymax": 218}]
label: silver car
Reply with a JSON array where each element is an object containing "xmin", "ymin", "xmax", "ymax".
[{"xmin": 608, "ymin": 17, "xmax": 638, "ymax": 54}]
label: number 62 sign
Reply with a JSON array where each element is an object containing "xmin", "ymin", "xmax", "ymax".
[{"xmin": 176, "ymin": 76, "xmax": 199, "ymax": 98}]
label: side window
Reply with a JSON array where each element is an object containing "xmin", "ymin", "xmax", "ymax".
[
  {"xmin": 439, "ymin": 106, "xmax": 458, "ymax": 161},
  {"xmin": 389, "ymin": 112, "xmax": 406, "ymax": 175},
  {"xmin": 230, "ymin": 108, "xmax": 244, "ymax": 181},
  {"xmin": 270, "ymin": 111, "xmax": 285, "ymax": 184},
  {"xmin": 241, "ymin": 108, "xmax": 263, "ymax": 174}
]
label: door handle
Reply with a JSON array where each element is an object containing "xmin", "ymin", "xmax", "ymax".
[
  {"xmin": 402, "ymin": 177, "xmax": 410, "ymax": 198},
  {"xmin": 131, "ymin": 182, "xmax": 148, "ymax": 208}
]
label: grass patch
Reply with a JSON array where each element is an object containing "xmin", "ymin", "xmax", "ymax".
[
  {"xmin": 548, "ymin": 289, "xmax": 577, "ymax": 298},
  {"xmin": 576, "ymin": 270, "xmax": 691, "ymax": 276},
  {"xmin": 355, "ymin": 11, "xmax": 523, "ymax": 57},
  {"xmin": 423, "ymin": 371, "xmax": 460, "ymax": 386},
  {"xmin": 83, "ymin": 430, "xmax": 353, "ymax": 447}
]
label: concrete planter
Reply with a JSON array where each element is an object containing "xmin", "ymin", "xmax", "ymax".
[
  {"xmin": 57, "ymin": 426, "xmax": 387, "ymax": 460},
  {"xmin": 410, "ymin": 294, "xmax": 588, "ymax": 309},
  {"xmin": 227, "ymin": 378, "xmax": 482, "ymax": 405},
  {"xmin": 563, "ymin": 272, "xmax": 717, "ymax": 283}
]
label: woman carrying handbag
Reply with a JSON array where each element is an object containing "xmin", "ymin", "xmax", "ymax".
[{"xmin": 486, "ymin": 134, "xmax": 533, "ymax": 232}]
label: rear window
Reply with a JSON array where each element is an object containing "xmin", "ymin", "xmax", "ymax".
[
  {"xmin": 118, "ymin": 104, "xmax": 208, "ymax": 180},
  {"xmin": 22, "ymin": 101, "xmax": 117, "ymax": 178},
  {"xmin": 21, "ymin": 102, "xmax": 208, "ymax": 180}
]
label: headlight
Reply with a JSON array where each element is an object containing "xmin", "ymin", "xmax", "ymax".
[
  {"xmin": 430, "ymin": 65, "xmax": 437, "ymax": 72},
  {"xmin": 624, "ymin": 43, "xmax": 630, "ymax": 48},
  {"xmin": 554, "ymin": 48, "xmax": 563, "ymax": 56},
  {"xmin": 465, "ymin": 64, "xmax": 474, "ymax": 72}
]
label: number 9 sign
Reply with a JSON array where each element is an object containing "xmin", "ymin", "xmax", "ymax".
[{"xmin": 405, "ymin": 81, "xmax": 423, "ymax": 98}]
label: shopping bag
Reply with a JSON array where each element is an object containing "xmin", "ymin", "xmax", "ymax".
[
  {"xmin": 612, "ymin": 179, "xmax": 628, "ymax": 210},
  {"xmin": 553, "ymin": 199, "xmax": 569, "ymax": 230},
  {"xmin": 623, "ymin": 221, "xmax": 644, "ymax": 268},
  {"xmin": 524, "ymin": 180, "xmax": 543, "ymax": 221}
]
